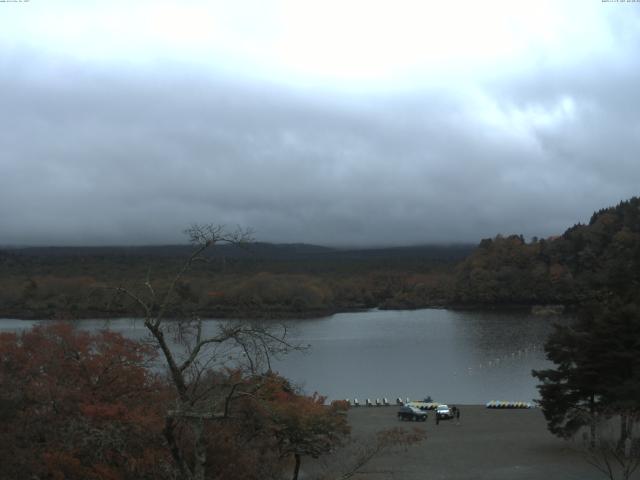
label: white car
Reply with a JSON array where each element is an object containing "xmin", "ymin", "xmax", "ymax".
[{"xmin": 436, "ymin": 404, "xmax": 454, "ymax": 420}]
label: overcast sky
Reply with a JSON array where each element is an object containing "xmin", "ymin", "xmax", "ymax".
[{"xmin": 1, "ymin": 1, "xmax": 639, "ymax": 246}]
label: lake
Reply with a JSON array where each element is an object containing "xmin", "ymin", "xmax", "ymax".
[{"xmin": 0, "ymin": 308, "xmax": 562, "ymax": 404}]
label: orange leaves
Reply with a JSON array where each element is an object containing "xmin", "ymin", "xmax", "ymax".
[
  {"xmin": 549, "ymin": 263, "xmax": 568, "ymax": 282},
  {"xmin": 1, "ymin": 325, "xmax": 351, "ymax": 480},
  {"xmin": 252, "ymin": 373, "xmax": 350, "ymax": 463},
  {"xmin": 43, "ymin": 451, "xmax": 124, "ymax": 480},
  {"xmin": 43, "ymin": 451, "xmax": 86, "ymax": 480},
  {"xmin": 330, "ymin": 399, "xmax": 350, "ymax": 413},
  {"xmin": 0, "ymin": 322, "xmax": 170, "ymax": 479},
  {"xmin": 80, "ymin": 402, "xmax": 128, "ymax": 420}
]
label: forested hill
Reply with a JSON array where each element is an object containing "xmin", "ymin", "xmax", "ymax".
[
  {"xmin": 2, "ymin": 198, "xmax": 638, "ymax": 319},
  {"xmin": 1, "ymin": 243, "xmax": 474, "ymax": 274},
  {"xmin": 0, "ymin": 242, "xmax": 473, "ymax": 319},
  {"xmin": 453, "ymin": 197, "xmax": 640, "ymax": 307}
]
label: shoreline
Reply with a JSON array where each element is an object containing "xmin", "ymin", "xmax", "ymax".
[{"xmin": 0, "ymin": 303, "xmax": 569, "ymax": 322}]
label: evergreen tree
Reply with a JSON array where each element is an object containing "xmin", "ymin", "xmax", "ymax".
[{"xmin": 533, "ymin": 301, "xmax": 640, "ymax": 445}]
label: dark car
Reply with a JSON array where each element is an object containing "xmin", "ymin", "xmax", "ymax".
[{"xmin": 397, "ymin": 405, "xmax": 428, "ymax": 421}]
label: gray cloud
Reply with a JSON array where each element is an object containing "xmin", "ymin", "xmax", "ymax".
[{"xmin": 1, "ymin": 13, "xmax": 640, "ymax": 247}]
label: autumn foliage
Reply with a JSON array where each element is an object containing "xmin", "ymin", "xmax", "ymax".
[
  {"xmin": 0, "ymin": 323, "xmax": 356, "ymax": 479},
  {"xmin": 255, "ymin": 375, "xmax": 350, "ymax": 479},
  {"xmin": 0, "ymin": 323, "xmax": 170, "ymax": 479}
]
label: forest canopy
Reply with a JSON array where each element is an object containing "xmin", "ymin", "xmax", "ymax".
[{"xmin": 1, "ymin": 197, "xmax": 639, "ymax": 318}]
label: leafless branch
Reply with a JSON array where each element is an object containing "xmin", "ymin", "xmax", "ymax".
[
  {"xmin": 107, "ymin": 224, "xmax": 310, "ymax": 480},
  {"xmin": 112, "ymin": 286, "xmax": 151, "ymax": 317}
]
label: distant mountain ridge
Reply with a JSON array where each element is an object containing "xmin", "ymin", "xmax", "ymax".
[
  {"xmin": 5, "ymin": 242, "xmax": 474, "ymax": 263},
  {"xmin": 4, "ymin": 243, "xmax": 332, "ymax": 258},
  {"xmin": 4, "ymin": 197, "xmax": 637, "ymax": 319}
]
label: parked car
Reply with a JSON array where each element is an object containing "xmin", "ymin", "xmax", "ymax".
[
  {"xmin": 397, "ymin": 405, "xmax": 428, "ymax": 421},
  {"xmin": 436, "ymin": 404, "xmax": 454, "ymax": 420}
]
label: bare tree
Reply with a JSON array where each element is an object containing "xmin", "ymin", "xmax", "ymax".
[
  {"xmin": 308, "ymin": 427, "xmax": 426, "ymax": 480},
  {"xmin": 113, "ymin": 224, "xmax": 300, "ymax": 480},
  {"xmin": 577, "ymin": 410, "xmax": 640, "ymax": 480}
]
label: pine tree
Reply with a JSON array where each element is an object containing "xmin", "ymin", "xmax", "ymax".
[{"xmin": 533, "ymin": 301, "xmax": 640, "ymax": 446}]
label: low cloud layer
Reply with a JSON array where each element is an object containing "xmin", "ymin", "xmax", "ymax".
[{"xmin": 1, "ymin": 4, "xmax": 639, "ymax": 246}]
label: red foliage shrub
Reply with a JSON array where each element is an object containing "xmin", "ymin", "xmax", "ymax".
[{"xmin": 0, "ymin": 323, "xmax": 171, "ymax": 479}]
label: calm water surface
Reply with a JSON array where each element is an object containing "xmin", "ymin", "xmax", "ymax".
[{"xmin": 0, "ymin": 309, "xmax": 562, "ymax": 404}]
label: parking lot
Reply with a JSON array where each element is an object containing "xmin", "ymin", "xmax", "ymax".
[{"xmin": 336, "ymin": 405, "xmax": 610, "ymax": 480}]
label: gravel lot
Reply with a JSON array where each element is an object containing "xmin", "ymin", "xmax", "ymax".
[{"xmin": 324, "ymin": 405, "xmax": 621, "ymax": 480}]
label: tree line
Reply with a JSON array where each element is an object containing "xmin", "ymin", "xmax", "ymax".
[
  {"xmin": 4, "ymin": 198, "xmax": 640, "ymax": 319},
  {"xmin": 0, "ymin": 225, "xmax": 425, "ymax": 480},
  {"xmin": 454, "ymin": 197, "xmax": 640, "ymax": 307},
  {"xmin": 528, "ymin": 198, "xmax": 640, "ymax": 479}
]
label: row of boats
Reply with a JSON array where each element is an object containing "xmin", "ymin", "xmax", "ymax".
[
  {"xmin": 346, "ymin": 397, "xmax": 427, "ymax": 407},
  {"xmin": 485, "ymin": 400, "xmax": 534, "ymax": 409},
  {"xmin": 344, "ymin": 398, "xmax": 534, "ymax": 409}
]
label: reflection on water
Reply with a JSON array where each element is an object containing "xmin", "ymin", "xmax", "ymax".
[
  {"xmin": 0, "ymin": 309, "xmax": 565, "ymax": 404},
  {"xmin": 275, "ymin": 309, "xmax": 564, "ymax": 403}
]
